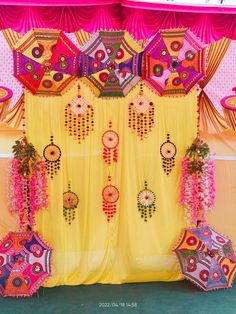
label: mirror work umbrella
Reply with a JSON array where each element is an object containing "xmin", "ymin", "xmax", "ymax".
[
  {"xmin": 0, "ymin": 231, "xmax": 52, "ymax": 297},
  {"xmin": 174, "ymin": 225, "xmax": 236, "ymax": 291},
  {"xmin": 80, "ymin": 31, "xmax": 142, "ymax": 97},
  {"xmin": 142, "ymin": 28, "xmax": 207, "ymax": 96},
  {"xmin": 13, "ymin": 29, "xmax": 80, "ymax": 96}
]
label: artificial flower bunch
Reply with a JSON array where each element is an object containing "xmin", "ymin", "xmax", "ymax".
[
  {"xmin": 9, "ymin": 137, "xmax": 48, "ymax": 229},
  {"xmin": 179, "ymin": 138, "xmax": 215, "ymax": 226}
]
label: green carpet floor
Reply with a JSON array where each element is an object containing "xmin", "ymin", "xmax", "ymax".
[{"xmin": 1, "ymin": 280, "xmax": 236, "ymax": 314}]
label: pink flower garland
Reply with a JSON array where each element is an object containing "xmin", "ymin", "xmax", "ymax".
[
  {"xmin": 179, "ymin": 155, "xmax": 215, "ymax": 226},
  {"xmin": 9, "ymin": 158, "xmax": 48, "ymax": 229}
]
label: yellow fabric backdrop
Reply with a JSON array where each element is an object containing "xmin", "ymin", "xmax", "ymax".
[{"xmin": 23, "ymin": 82, "xmax": 197, "ymax": 286}]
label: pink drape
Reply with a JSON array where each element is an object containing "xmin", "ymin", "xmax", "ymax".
[{"xmin": 0, "ymin": 1, "xmax": 235, "ymax": 42}]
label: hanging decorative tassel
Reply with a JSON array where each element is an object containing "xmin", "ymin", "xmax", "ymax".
[
  {"xmin": 128, "ymin": 82, "xmax": 155, "ymax": 140},
  {"xmin": 43, "ymin": 136, "xmax": 61, "ymax": 179},
  {"xmin": 102, "ymin": 175, "xmax": 119, "ymax": 222},
  {"xmin": 63, "ymin": 183, "xmax": 79, "ymax": 225},
  {"xmin": 64, "ymin": 84, "xmax": 94, "ymax": 143},
  {"xmin": 102, "ymin": 120, "xmax": 119, "ymax": 165},
  {"xmin": 137, "ymin": 181, "xmax": 156, "ymax": 222},
  {"xmin": 160, "ymin": 133, "xmax": 177, "ymax": 175}
]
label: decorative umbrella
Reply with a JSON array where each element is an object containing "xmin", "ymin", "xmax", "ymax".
[
  {"xmin": 13, "ymin": 29, "xmax": 80, "ymax": 95},
  {"xmin": 0, "ymin": 86, "xmax": 13, "ymax": 121},
  {"xmin": 80, "ymin": 31, "xmax": 142, "ymax": 97},
  {"xmin": 142, "ymin": 28, "xmax": 206, "ymax": 96},
  {"xmin": 221, "ymin": 87, "xmax": 236, "ymax": 130},
  {"xmin": 174, "ymin": 225, "xmax": 236, "ymax": 291},
  {"xmin": 0, "ymin": 231, "xmax": 52, "ymax": 297}
]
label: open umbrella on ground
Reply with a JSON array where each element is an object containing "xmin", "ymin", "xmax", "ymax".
[
  {"xmin": 0, "ymin": 230, "xmax": 52, "ymax": 297},
  {"xmin": 13, "ymin": 29, "xmax": 80, "ymax": 95},
  {"xmin": 174, "ymin": 225, "xmax": 236, "ymax": 291},
  {"xmin": 80, "ymin": 31, "xmax": 142, "ymax": 97},
  {"xmin": 142, "ymin": 28, "xmax": 206, "ymax": 96}
]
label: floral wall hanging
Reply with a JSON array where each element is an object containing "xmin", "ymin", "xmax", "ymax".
[
  {"xmin": 65, "ymin": 84, "xmax": 94, "ymax": 143},
  {"xmin": 179, "ymin": 138, "xmax": 215, "ymax": 226},
  {"xmin": 9, "ymin": 137, "xmax": 48, "ymax": 229},
  {"xmin": 137, "ymin": 181, "xmax": 157, "ymax": 222}
]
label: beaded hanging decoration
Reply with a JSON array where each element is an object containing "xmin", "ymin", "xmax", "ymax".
[
  {"xmin": 64, "ymin": 84, "xmax": 94, "ymax": 143},
  {"xmin": 102, "ymin": 175, "xmax": 119, "ymax": 222},
  {"xmin": 160, "ymin": 133, "xmax": 177, "ymax": 175},
  {"xmin": 137, "ymin": 181, "xmax": 156, "ymax": 222},
  {"xmin": 102, "ymin": 120, "xmax": 119, "ymax": 165},
  {"xmin": 43, "ymin": 136, "xmax": 61, "ymax": 179},
  {"xmin": 63, "ymin": 183, "xmax": 79, "ymax": 225},
  {"xmin": 128, "ymin": 83, "xmax": 155, "ymax": 140}
]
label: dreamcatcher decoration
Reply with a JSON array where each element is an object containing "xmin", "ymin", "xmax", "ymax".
[
  {"xmin": 63, "ymin": 183, "xmax": 79, "ymax": 225},
  {"xmin": 128, "ymin": 82, "xmax": 155, "ymax": 140},
  {"xmin": 43, "ymin": 136, "xmax": 61, "ymax": 179},
  {"xmin": 102, "ymin": 175, "xmax": 119, "ymax": 222},
  {"xmin": 160, "ymin": 133, "xmax": 177, "ymax": 175},
  {"xmin": 102, "ymin": 120, "xmax": 119, "ymax": 165},
  {"xmin": 64, "ymin": 84, "xmax": 94, "ymax": 143},
  {"xmin": 137, "ymin": 181, "xmax": 157, "ymax": 222}
]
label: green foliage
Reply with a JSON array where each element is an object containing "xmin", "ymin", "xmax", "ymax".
[
  {"xmin": 12, "ymin": 137, "xmax": 37, "ymax": 177},
  {"xmin": 185, "ymin": 138, "xmax": 210, "ymax": 175}
]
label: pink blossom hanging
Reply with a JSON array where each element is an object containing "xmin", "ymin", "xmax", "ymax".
[
  {"xmin": 179, "ymin": 138, "xmax": 215, "ymax": 226},
  {"xmin": 8, "ymin": 138, "xmax": 48, "ymax": 230}
]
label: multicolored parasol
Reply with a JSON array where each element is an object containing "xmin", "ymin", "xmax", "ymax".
[
  {"xmin": 13, "ymin": 29, "xmax": 80, "ymax": 95},
  {"xmin": 174, "ymin": 225, "xmax": 236, "ymax": 291},
  {"xmin": 80, "ymin": 31, "xmax": 142, "ymax": 97},
  {"xmin": 0, "ymin": 231, "xmax": 52, "ymax": 297},
  {"xmin": 221, "ymin": 87, "xmax": 236, "ymax": 130},
  {"xmin": 142, "ymin": 28, "xmax": 206, "ymax": 96},
  {"xmin": 0, "ymin": 86, "xmax": 13, "ymax": 121}
]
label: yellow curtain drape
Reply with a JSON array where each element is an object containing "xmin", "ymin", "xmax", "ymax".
[
  {"xmin": 24, "ymin": 82, "xmax": 197, "ymax": 286},
  {"xmin": 199, "ymin": 37, "xmax": 231, "ymax": 133}
]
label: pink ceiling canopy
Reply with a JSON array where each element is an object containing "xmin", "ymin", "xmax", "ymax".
[{"xmin": 0, "ymin": 0, "xmax": 235, "ymax": 43}]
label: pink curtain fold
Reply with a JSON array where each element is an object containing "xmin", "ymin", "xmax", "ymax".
[{"xmin": 0, "ymin": 2, "xmax": 236, "ymax": 42}]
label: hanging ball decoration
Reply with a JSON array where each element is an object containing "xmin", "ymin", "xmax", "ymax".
[
  {"xmin": 43, "ymin": 136, "xmax": 61, "ymax": 179},
  {"xmin": 137, "ymin": 181, "xmax": 156, "ymax": 222},
  {"xmin": 63, "ymin": 183, "xmax": 79, "ymax": 225},
  {"xmin": 160, "ymin": 133, "xmax": 177, "ymax": 175}
]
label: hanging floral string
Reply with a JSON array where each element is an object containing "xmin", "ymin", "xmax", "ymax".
[
  {"xmin": 9, "ymin": 137, "xmax": 48, "ymax": 230},
  {"xmin": 179, "ymin": 138, "xmax": 215, "ymax": 226}
]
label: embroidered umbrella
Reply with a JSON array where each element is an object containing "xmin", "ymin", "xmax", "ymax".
[
  {"xmin": 80, "ymin": 31, "xmax": 142, "ymax": 97},
  {"xmin": 13, "ymin": 29, "xmax": 80, "ymax": 95},
  {"xmin": 142, "ymin": 28, "xmax": 206, "ymax": 96},
  {"xmin": 174, "ymin": 225, "xmax": 236, "ymax": 291},
  {"xmin": 0, "ymin": 230, "xmax": 52, "ymax": 297}
]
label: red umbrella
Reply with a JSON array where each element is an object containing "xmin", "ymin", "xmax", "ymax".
[{"xmin": 13, "ymin": 29, "xmax": 80, "ymax": 95}]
